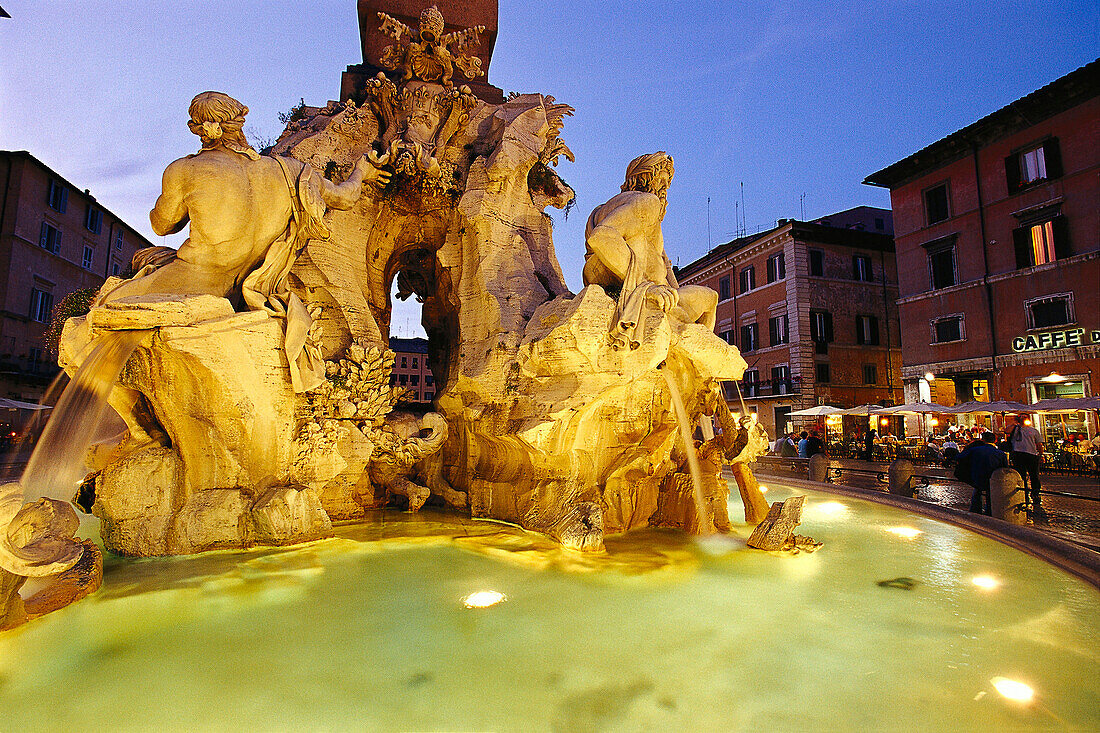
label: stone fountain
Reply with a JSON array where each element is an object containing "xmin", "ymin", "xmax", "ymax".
[{"xmin": 1, "ymin": 3, "xmax": 782, "ymax": 628}]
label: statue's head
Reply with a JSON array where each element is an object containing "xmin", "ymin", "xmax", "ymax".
[
  {"xmin": 621, "ymin": 152, "xmax": 675, "ymax": 198},
  {"xmin": 419, "ymin": 5, "xmax": 445, "ymax": 43},
  {"xmin": 187, "ymin": 91, "xmax": 255, "ymax": 156}
]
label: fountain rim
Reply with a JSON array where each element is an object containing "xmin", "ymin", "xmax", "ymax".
[{"xmin": 752, "ymin": 473, "xmax": 1100, "ymax": 590}]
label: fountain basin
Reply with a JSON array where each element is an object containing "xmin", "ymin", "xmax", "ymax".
[{"xmin": 0, "ymin": 483, "xmax": 1097, "ymax": 730}]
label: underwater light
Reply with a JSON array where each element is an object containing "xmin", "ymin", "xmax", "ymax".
[
  {"xmin": 758, "ymin": 485, "xmax": 768, "ymax": 493},
  {"xmin": 971, "ymin": 575, "xmax": 1000, "ymax": 590},
  {"xmin": 815, "ymin": 501, "xmax": 847, "ymax": 515},
  {"xmin": 991, "ymin": 677, "xmax": 1034, "ymax": 703},
  {"xmin": 887, "ymin": 527, "xmax": 922, "ymax": 539},
  {"xmin": 463, "ymin": 590, "xmax": 506, "ymax": 608}
]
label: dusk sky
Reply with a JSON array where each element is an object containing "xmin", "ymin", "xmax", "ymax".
[{"xmin": 1, "ymin": 1, "xmax": 1096, "ymax": 336}]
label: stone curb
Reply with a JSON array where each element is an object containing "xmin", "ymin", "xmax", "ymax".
[{"xmin": 755, "ymin": 471, "xmax": 1100, "ymax": 590}]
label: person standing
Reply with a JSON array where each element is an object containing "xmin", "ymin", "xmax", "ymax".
[
  {"xmin": 954, "ymin": 431, "xmax": 1008, "ymax": 515},
  {"xmin": 1007, "ymin": 414, "xmax": 1044, "ymax": 512},
  {"xmin": 797, "ymin": 431, "xmax": 810, "ymax": 458},
  {"xmin": 863, "ymin": 429, "xmax": 877, "ymax": 461}
]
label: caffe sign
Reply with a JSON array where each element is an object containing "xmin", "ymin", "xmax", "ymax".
[{"xmin": 1012, "ymin": 328, "xmax": 1100, "ymax": 353}]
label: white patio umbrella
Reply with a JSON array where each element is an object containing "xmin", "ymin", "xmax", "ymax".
[
  {"xmin": 837, "ymin": 404, "xmax": 891, "ymax": 415},
  {"xmin": 789, "ymin": 405, "xmax": 845, "ymax": 416},
  {"xmin": 1029, "ymin": 397, "xmax": 1100, "ymax": 412}
]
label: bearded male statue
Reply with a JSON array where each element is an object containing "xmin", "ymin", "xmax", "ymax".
[{"xmin": 582, "ymin": 152, "xmax": 718, "ymax": 350}]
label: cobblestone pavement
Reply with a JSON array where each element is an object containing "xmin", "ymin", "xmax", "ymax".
[{"xmin": 756, "ymin": 457, "xmax": 1100, "ymax": 552}]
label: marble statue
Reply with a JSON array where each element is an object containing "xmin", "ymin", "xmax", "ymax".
[
  {"xmin": 583, "ymin": 152, "xmax": 718, "ymax": 349},
  {"xmin": 45, "ymin": 4, "xmax": 770, "ymax": 560},
  {"xmin": 378, "ymin": 5, "xmax": 486, "ymax": 87}
]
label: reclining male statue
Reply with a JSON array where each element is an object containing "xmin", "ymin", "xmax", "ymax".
[{"xmin": 582, "ymin": 151, "xmax": 718, "ymax": 349}]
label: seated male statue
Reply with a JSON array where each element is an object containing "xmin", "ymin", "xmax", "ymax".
[
  {"xmin": 92, "ymin": 91, "xmax": 389, "ymax": 391},
  {"xmin": 582, "ymin": 152, "xmax": 717, "ymax": 349}
]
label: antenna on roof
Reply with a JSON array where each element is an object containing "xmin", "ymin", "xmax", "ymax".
[
  {"xmin": 800, "ymin": 193, "xmax": 806, "ymax": 221},
  {"xmin": 740, "ymin": 182, "xmax": 746, "ymax": 237},
  {"xmin": 707, "ymin": 197, "xmax": 712, "ymax": 250}
]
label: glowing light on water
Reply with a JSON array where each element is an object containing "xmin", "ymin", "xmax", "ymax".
[
  {"xmin": 991, "ymin": 677, "xmax": 1034, "ymax": 702},
  {"xmin": 972, "ymin": 575, "xmax": 1000, "ymax": 590},
  {"xmin": 463, "ymin": 591, "xmax": 505, "ymax": 608},
  {"xmin": 887, "ymin": 526, "xmax": 922, "ymax": 539},
  {"xmin": 758, "ymin": 485, "xmax": 768, "ymax": 493},
  {"xmin": 813, "ymin": 501, "xmax": 848, "ymax": 516}
]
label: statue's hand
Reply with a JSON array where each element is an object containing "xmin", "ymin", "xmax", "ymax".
[
  {"xmin": 647, "ymin": 284, "xmax": 679, "ymax": 312},
  {"xmin": 357, "ymin": 156, "xmax": 392, "ymax": 190}
]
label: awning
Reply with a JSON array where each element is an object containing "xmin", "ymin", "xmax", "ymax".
[
  {"xmin": 1029, "ymin": 397, "xmax": 1100, "ymax": 412},
  {"xmin": 878, "ymin": 402, "xmax": 950, "ymax": 414},
  {"xmin": 0, "ymin": 398, "xmax": 50, "ymax": 411},
  {"xmin": 940, "ymin": 400, "xmax": 1031, "ymax": 414},
  {"xmin": 789, "ymin": 405, "xmax": 845, "ymax": 416}
]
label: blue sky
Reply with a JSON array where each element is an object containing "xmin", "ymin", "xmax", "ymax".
[{"xmin": 1, "ymin": 1, "xmax": 1096, "ymax": 337}]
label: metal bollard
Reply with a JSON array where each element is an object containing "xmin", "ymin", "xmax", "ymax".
[
  {"xmin": 808, "ymin": 453, "xmax": 829, "ymax": 483},
  {"xmin": 888, "ymin": 459, "xmax": 915, "ymax": 497},
  {"xmin": 990, "ymin": 468, "xmax": 1026, "ymax": 524}
]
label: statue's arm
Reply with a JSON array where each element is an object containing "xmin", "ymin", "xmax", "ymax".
[
  {"xmin": 318, "ymin": 156, "xmax": 391, "ymax": 211},
  {"xmin": 149, "ymin": 162, "xmax": 189, "ymax": 236},
  {"xmin": 583, "ymin": 224, "xmax": 632, "ymax": 285}
]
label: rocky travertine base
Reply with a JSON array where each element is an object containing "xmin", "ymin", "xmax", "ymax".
[{"xmin": 748, "ymin": 496, "xmax": 810, "ymax": 551}]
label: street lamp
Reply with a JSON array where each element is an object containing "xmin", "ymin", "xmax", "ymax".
[{"xmin": 1041, "ymin": 372, "xmax": 1067, "ymax": 383}]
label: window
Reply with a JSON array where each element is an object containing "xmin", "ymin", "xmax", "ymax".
[
  {"xmin": 29, "ymin": 288, "xmax": 53, "ymax": 323},
  {"xmin": 82, "ymin": 245, "xmax": 94, "ymax": 270},
  {"xmin": 738, "ymin": 266, "xmax": 755, "ymax": 294},
  {"xmin": 740, "ymin": 323, "xmax": 758, "ymax": 352},
  {"xmin": 809, "ymin": 310, "xmax": 833, "ymax": 344},
  {"xmin": 401, "ymin": 356, "xmax": 407, "ymax": 368},
  {"xmin": 29, "ymin": 348, "xmax": 42, "ymax": 372},
  {"xmin": 768, "ymin": 314, "xmax": 789, "ymax": 346},
  {"xmin": 856, "ymin": 315, "xmax": 880, "ymax": 345},
  {"xmin": 924, "ymin": 183, "xmax": 949, "ymax": 225},
  {"xmin": 425, "ymin": 375, "xmax": 433, "ymax": 386},
  {"xmin": 852, "ymin": 254, "xmax": 872, "ymax": 281},
  {"xmin": 927, "ymin": 242, "xmax": 956, "ymax": 289},
  {"xmin": 47, "ymin": 179, "xmax": 67, "ymax": 213},
  {"xmin": 111, "ymin": 261, "xmax": 120, "ymax": 276},
  {"xmin": 425, "ymin": 392, "xmax": 434, "ymax": 400},
  {"xmin": 412, "ymin": 358, "xmax": 418, "ymax": 369},
  {"xmin": 1006, "ymin": 139, "xmax": 1062, "ymax": 193},
  {"xmin": 39, "ymin": 222, "xmax": 62, "ymax": 254},
  {"xmin": 719, "ymin": 329, "xmax": 733, "ymax": 345},
  {"xmin": 862, "ymin": 364, "xmax": 878, "ymax": 385},
  {"xmin": 390, "ymin": 375, "xmax": 396, "ymax": 386},
  {"xmin": 742, "ymin": 369, "xmax": 759, "ymax": 398},
  {"xmin": 874, "ymin": 217, "xmax": 885, "ymax": 231},
  {"xmin": 809, "ymin": 249, "xmax": 824, "ymax": 277},
  {"xmin": 815, "ymin": 363, "xmax": 830, "ymax": 383},
  {"xmin": 84, "ymin": 206, "xmax": 102, "ymax": 234},
  {"xmin": 771, "ymin": 365, "xmax": 791, "ymax": 395},
  {"xmin": 115, "ymin": 229, "xmax": 124, "ymax": 250},
  {"xmin": 932, "ymin": 315, "xmax": 964, "ymax": 343},
  {"xmin": 399, "ymin": 374, "xmax": 408, "ymax": 384},
  {"xmin": 411, "ymin": 375, "xmax": 419, "ymax": 385},
  {"xmin": 1026, "ymin": 294, "xmax": 1074, "ymax": 330},
  {"xmin": 1013, "ymin": 217, "xmax": 1070, "ymax": 269},
  {"xmin": 718, "ymin": 275, "xmax": 731, "ymax": 301},
  {"xmin": 766, "ymin": 253, "xmax": 785, "ymax": 283}
]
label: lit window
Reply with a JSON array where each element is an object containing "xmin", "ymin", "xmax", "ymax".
[
  {"xmin": 766, "ymin": 253, "xmax": 785, "ymax": 283},
  {"xmin": 931, "ymin": 315, "xmax": 964, "ymax": 343},
  {"xmin": 1013, "ymin": 217, "xmax": 1070, "ymax": 269},
  {"xmin": 30, "ymin": 288, "xmax": 53, "ymax": 323},
  {"xmin": 1025, "ymin": 294, "xmax": 1073, "ymax": 330},
  {"xmin": 924, "ymin": 183, "xmax": 949, "ymax": 225},
  {"xmin": 82, "ymin": 245, "xmax": 94, "ymax": 270}
]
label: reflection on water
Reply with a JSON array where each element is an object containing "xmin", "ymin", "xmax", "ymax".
[{"xmin": 0, "ymin": 483, "xmax": 1097, "ymax": 731}]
